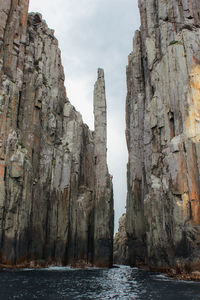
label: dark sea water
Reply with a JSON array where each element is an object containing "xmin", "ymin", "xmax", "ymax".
[{"xmin": 0, "ymin": 265, "xmax": 200, "ymax": 299}]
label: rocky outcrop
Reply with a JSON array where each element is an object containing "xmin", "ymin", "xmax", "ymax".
[
  {"xmin": 126, "ymin": 0, "xmax": 200, "ymax": 272},
  {"xmin": 0, "ymin": 0, "xmax": 113, "ymax": 267},
  {"xmin": 113, "ymin": 213, "xmax": 128, "ymax": 265}
]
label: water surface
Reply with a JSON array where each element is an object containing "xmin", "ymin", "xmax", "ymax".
[{"xmin": 0, "ymin": 265, "xmax": 200, "ymax": 299}]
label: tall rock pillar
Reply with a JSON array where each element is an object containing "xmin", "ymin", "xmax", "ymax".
[{"xmin": 93, "ymin": 69, "xmax": 114, "ymax": 267}]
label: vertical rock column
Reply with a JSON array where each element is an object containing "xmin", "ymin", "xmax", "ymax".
[
  {"xmin": 126, "ymin": 30, "xmax": 146, "ymax": 266},
  {"xmin": 93, "ymin": 69, "xmax": 114, "ymax": 267},
  {"xmin": 0, "ymin": 0, "xmax": 29, "ymax": 264}
]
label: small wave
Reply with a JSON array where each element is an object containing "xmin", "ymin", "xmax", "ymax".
[
  {"xmin": 39, "ymin": 266, "xmax": 75, "ymax": 271},
  {"xmin": 37, "ymin": 265, "xmax": 106, "ymax": 271}
]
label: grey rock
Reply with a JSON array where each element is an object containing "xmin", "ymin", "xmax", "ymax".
[
  {"xmin": 113, "ymin": 213, "xmax": 128, "ymax": 265},
  {"xmin": 93, "ymin": 68, "xmax": 114, "ymax": 267},
  {"xmin": 124, "ymin": 0, "xmax": 200, "ymax": 272},
  {"xmin": 0, "ymin": 1, "xmax": 113, "ymax": 268}
]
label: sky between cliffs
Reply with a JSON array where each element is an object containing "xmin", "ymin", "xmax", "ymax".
[{"xmin": 29, "ymin": 0, "xmax": 140, "ymax": 232}]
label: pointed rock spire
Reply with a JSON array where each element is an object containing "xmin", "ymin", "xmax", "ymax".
[{"xmin": 93, "ymin": 68, "xmax": 114, "ymax": 267}]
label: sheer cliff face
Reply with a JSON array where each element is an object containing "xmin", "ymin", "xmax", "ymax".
[
  {"xmin": 0, "ymin": 0, "xmax": 113, "ymax": 267},
  {"xmin": 126, "ymin": 0, "xmax": 200, "ymax": 270}
]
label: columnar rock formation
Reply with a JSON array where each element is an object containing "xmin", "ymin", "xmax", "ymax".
[
  {"xmin": 126, "ymin": 0, "xmax": 200, "ymax": 271},
  {"xmin": 0, "ymin": 0, "xmax": 113, "ymax": 267},
  {"xmin": 93, "ymin": 69, "xmax": 114, "ymax": 267}
]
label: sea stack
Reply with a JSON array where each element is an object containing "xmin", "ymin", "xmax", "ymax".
[
  {"xmin": 93, "ymin": 69, "xmax": 114, "ymax": 267},
  {"xmin": 0, "ymin": 0, "xmax": 113, "ymax": 267},
  {"xmin": 125, "ymin": 0, "xmax": 200, "ymax": 272}
]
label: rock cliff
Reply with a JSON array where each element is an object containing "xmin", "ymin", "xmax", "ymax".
[
  {"xmin": 113, "ymin": 213, "xmax": 128, "ymax": 265},
  {"xmin": 125, "ymin": 0, "xmax": 200, "ymax": 272},
  {"xmin": 0, "ymin": 0, "xmax": 113, "ymax": 267}
]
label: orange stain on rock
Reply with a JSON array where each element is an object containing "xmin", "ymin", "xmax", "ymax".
[
  {"xmin": 0, "ymin": 165, "xmax": 4, "ymax": 179},
  {"xmin": 185, "ymin": 63, "xmax": 200, "ymax": 136},
  {"xmin": 0, "ymin": 162, "xmax": 5, "ymax": 182},
  {"xmin": 20, "ymin": 0, "xmax": 29, "ymax": 28},
  {"xmin": 190, "ymin": 200, "xmax": 200, "ymax": 225},
  {"xmin": 184, "ymin": 60, "xmax": 200, "ymax": 225}
]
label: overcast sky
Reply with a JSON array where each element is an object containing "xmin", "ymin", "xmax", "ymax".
[{"xmin": 29, "ymin": 0, "xmax": 140, "ymax": 232}]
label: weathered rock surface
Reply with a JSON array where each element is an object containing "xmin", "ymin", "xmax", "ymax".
[
  {"xmin": 125, "ymin": 0, "xmax": 200, "ymax": 271},
  {"xmin": 93, "ymin": 69, "xmax": 114, "ymax": 267},
  {"xmin": 0, "ymin": 0, "xmax": 113, "ymax": 267},
  {"xmin": 113, "ymin": 213, "xmax": 128, "ymax": 265}
]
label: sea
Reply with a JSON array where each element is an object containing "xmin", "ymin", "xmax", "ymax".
[{"xmin": 0, "ymin": 265, "xmax": 200, "ymax": 299}]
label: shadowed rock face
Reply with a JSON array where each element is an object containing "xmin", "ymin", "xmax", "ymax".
[
  {"xmin": 113, "ymin": 213, "xmax": 128, "ymax": 265},
  {"xmin": 0, "ymin": 0, "xmax": 113, "ymax": 267},
  {"xmin": 125, "ymin": 0, "xmax": 200, "ymax": 271}
]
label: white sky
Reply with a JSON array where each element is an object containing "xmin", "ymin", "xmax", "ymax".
[{"xmin": 29, "ymin": 0, "xmax": 140, "ymax": 232}]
